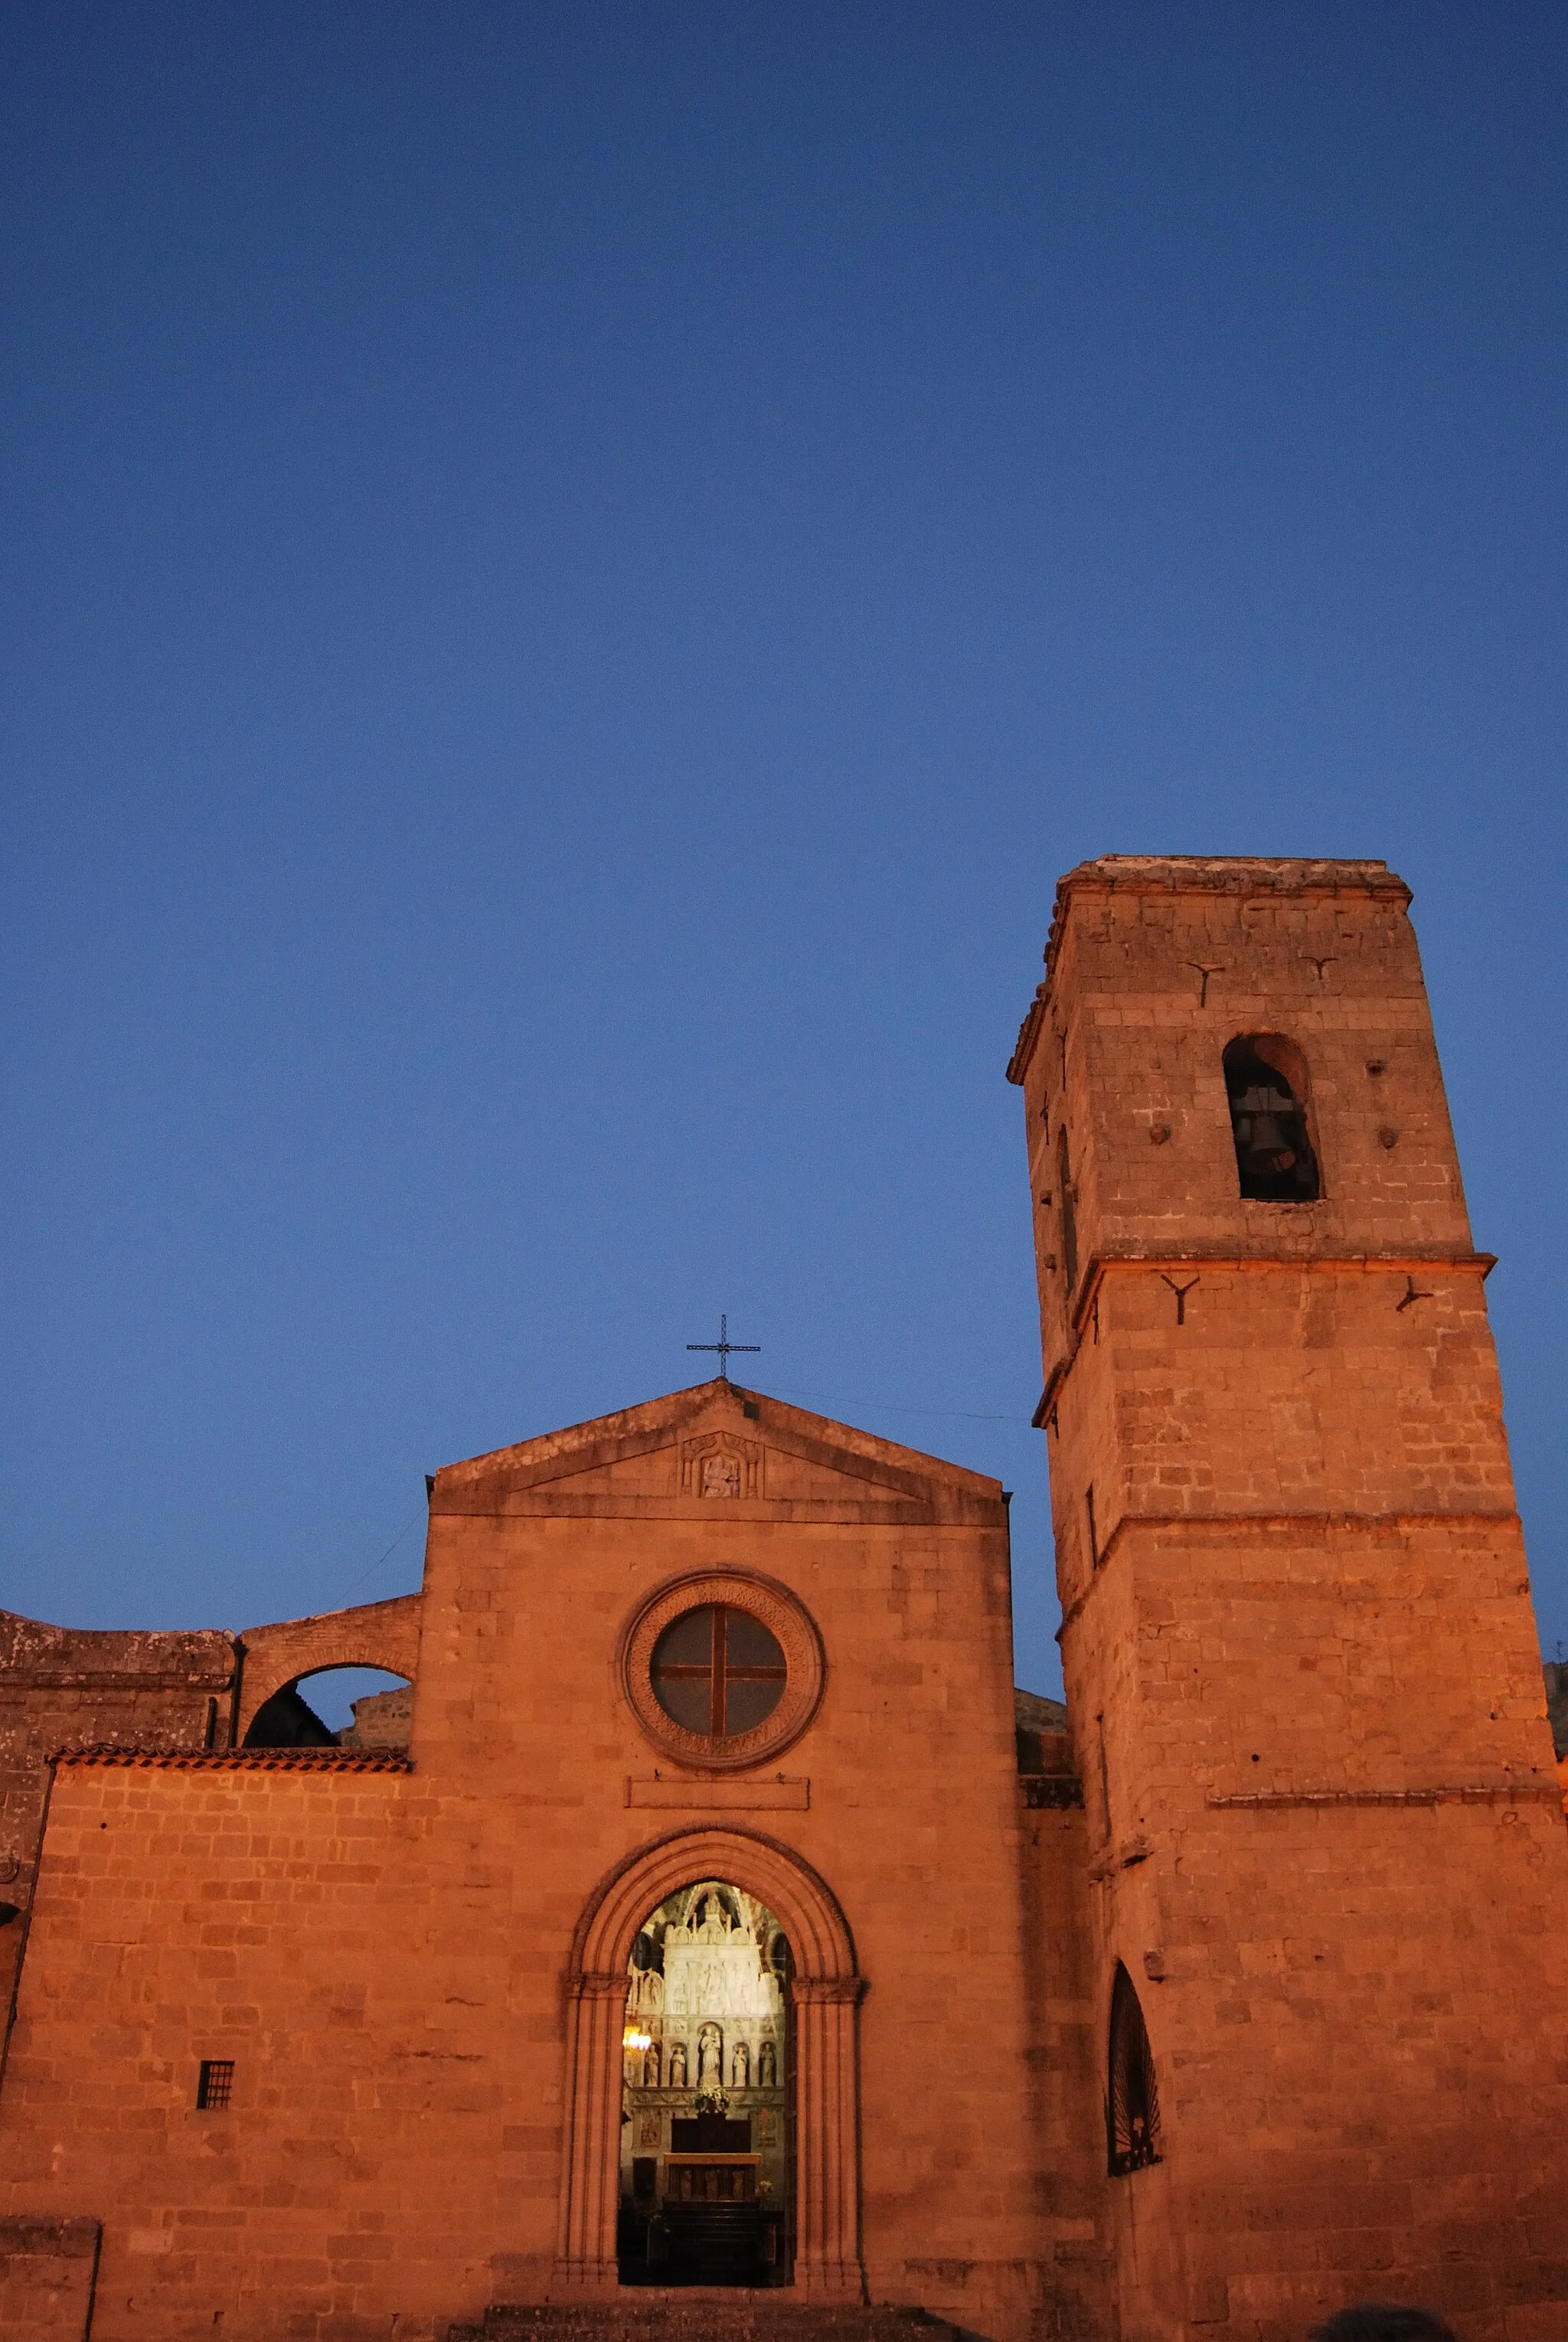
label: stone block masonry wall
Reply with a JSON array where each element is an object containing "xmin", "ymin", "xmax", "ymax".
[
  {"xmin": 1082, "ymin": 1262, "xmax": 1515, "ymax": 1534},
  {"xmin": 0, "ymin": 2216, "xmax": 100, "ymax": 2341},
  {"xmin": 1011, "ymin": 857, "xmax": 1568, "ymax": 2342},
  {"xmin": 2, "ymin": 1752, "xmax": 448, "ymax": 2342},
  {"xmin": 0, "ymin": 1590, "xmax": 425, "ymax": 2065},
  {"xmin": 1016, "ymin": 1799, "xmax": 1112, "ymax": 2342},
  {"xmin": 0, "ymin": 1613, "xmax": 236, "ymax": 2043},
  {"xmin": 1011, "ymin": 857, "xmax": 1478, "ymax": 1393},
  {"xmin": 1069, "ymin": 1514, "xmax": 1567, "ymax": 2340}
]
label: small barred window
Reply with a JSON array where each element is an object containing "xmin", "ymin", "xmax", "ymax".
[{"xmin": 197, "ymin": 2059, "xmax": 234, "ymax": 2110}]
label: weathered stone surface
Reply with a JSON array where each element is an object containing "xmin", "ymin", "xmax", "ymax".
[
  {"xmin": 0, "ymin": 1588, "xmax": 426, "ymax": 2039},
  {"xmin": 1010, "ymin": 854, "xmax": 1568, "ymax": 2341},
  {"xmin": 446, "ymin": 2305, "xmax": 974, "ymax": 2342},
  {"xmin": 0, "ymin": 2216, "xmax": 100, "ymax": 2342},
  {"xmin": 338, "ymin": 1682, "xmax": 416, "ymax": 1749},
  {"xmin": 0, "ymin": 1612, "xmax": 237, "ymax": 2024}
]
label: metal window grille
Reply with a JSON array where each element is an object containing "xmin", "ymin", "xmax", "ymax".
[
  {"xmin": 197, "ymin": 2059, "xmax": 234, "ymax": 2110},
  {"xmin": 1106, "ymin": 1966, "xmax": 1161, "ymax": 2176}
]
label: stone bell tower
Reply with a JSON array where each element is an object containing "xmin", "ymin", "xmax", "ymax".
[{"xmin": 1008, "ymin": 857, "xmax": 1568, "ymax": 2342}]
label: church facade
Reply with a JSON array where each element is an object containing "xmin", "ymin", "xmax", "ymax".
[{"xmin": 2, "ymin": 855, "xmax": 1565, "ymax": 2342}]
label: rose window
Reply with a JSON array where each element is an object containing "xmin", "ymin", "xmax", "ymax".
[{"xmin": 650, "ymin": 1605, "xmax": 788, "ymax": 1739}]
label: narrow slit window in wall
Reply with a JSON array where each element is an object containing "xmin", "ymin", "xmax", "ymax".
[
  {"xmin": 197, "ymin": 2059, "xmax": 234, "ymax": 2110},
  {"xmin": 1107, "ymin": 1965, "xmax": 1161, "ymax": 2175},
  {"xmin": 1223, "ymin": 1035, "xmax": 1321, "ymax": 1203},
  {"xmin": 1057, "ymin": 1125, "xmax": 1078, "ymax": 1289}
]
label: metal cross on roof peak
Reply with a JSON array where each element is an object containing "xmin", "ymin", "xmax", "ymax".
[{"xmin": 686, "ymin": 1314, "xmax": 761, "ymax": 1382}]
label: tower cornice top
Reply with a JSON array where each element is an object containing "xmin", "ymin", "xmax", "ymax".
[
  {"xmin": 1054, "ymin": 851, "xmax": 1410, "ymax": 916},
  {"xmin": 1007, "ymin": 854, "xmax": 1414, "ymax": 1083}
]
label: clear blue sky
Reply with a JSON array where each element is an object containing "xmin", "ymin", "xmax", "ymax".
[{"xmin": 2, "ymin": 2, "xmax": 1563, "ymax": 1706}]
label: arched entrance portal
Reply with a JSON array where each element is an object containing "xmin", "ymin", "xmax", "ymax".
[
  {"xmin": 555, "ymin": 1825, "xmax": 865, "ymax": 2299},
  {"xmin": 619, "ymin": 1880, "xmax": 791, "ymax": 2287}
]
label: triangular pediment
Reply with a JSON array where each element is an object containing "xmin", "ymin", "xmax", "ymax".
[{"xmin": 430, "ymin": 1380, "xmax": 1004, "ymax": 1527}]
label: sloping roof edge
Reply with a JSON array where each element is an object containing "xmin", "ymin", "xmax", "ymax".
[{"xmin": 435, "ymin": 1377, "xmax": 1006, "ymax": 1504}]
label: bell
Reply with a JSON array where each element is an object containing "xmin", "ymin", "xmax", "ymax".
[{"xmin": 1234, "ymin": 1089, "xmax": 1298, "ymax": 1176}]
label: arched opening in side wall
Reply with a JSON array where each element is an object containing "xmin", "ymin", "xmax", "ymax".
[
  {"xmin": 1107, "ymin": 1961, "xmax": 1162, "ymax": 2176},
  {"xmin": 243, "ymin": 1666, "xmax": 413, "ymax": 1748}
]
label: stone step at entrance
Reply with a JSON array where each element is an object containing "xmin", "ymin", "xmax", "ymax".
[{"xmin": 446, "ymin": 2302, "xmax": 970, "ymax": 2342}]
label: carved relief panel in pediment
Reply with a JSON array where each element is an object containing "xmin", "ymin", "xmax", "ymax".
[{"xmin": 680, "ymin": 1432, "xmax": 763, "ymax": 1501}]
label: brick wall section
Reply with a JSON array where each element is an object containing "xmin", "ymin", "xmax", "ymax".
[
  {"xmin": 0, "ymin": 1613, "xmax": 236, "ymax": 2044},
  {"xmin": 0, "ymin": 2216, "xmax": 100, "ymax": 2341},
  {"xmin": 1016, "ymin": 1799, "xmax": 1112, "ymax": 2342},
  {"xmin": 1010, "ymin": 856, "xmax": 1568, "ymax": 2342},
  {"xmin": 0, "ymin": 1589, "xmax": 426, "ymax": 2066},
  {"xmin": 5, "ymin": 1755, "xmax": 421, "ymax": 2337}
]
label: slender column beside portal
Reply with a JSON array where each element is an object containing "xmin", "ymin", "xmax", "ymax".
[
  {"xmin": 791, "ymin": 1975, "xmax": 867, "ymax": 2296},
  {"xmin": 554, "ymin": 1973, "xmax": 626, "ymax": 2289}
]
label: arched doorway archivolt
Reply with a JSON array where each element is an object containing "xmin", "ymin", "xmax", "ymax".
[
  {"xmin": 570, "ymin": 1822, "xmax": 857, "ymax": 1983},
  {"xmin": 555, "ymin": 1824, "xmax": 867, "ymax": 2300}
]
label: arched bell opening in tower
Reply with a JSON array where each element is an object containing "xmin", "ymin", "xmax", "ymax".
[{"xmin": 1223, "ymin": 1034, "xmax": 1321, "ymax": 1203}]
